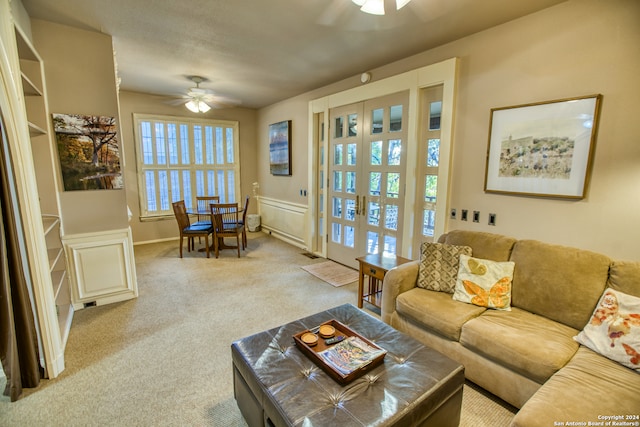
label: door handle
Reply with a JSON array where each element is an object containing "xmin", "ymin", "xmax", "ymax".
[
  {"xmin": 362, "ymin": 196, "xmax": 366, "ymax": 217},
  {"xmin": 355, "ymin": 195, "xmax": 360, "ymax": 216}
]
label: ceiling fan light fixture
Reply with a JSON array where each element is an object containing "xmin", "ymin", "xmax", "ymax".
[
  {"xmin": 359, "ymin": 0, "xmax": 385, "ymax": 15},
  {"xmin": 352, "ymin": 0, "xmax": 412, "ymax": 15},
  {"xmin": 185, "ymin": 99, "xmax": 211, "ymax": 113},
  {"xmin": 198, "ymin": 101, "xmax": 211, "ymax": 113},
  {"xmin": 184, "ymin": 75, "xmax": 212, "ymax": 113},
  {"xmin": 185, "ymin": 100, "xmax": 199, "ymax": 113}
]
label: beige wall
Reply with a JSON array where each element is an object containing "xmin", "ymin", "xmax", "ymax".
[
  {"xmin": 118, "ymin": 91, "xmax": 258, "ymax": 243},
  {"xmin": 29, "ymin": 0, "xmax": 639, "ymax": 261},
  {"xmin": 255, "ymin": 0, "xmax": 640, "ymax": 261},
  {"xmin": 28, "ymin": 19, "xmax": 258, "ymax": 244},
  {"xmin": 31, "ymin": 19, "xmax": 129, "ymax": 235},
  {"xmin": 444, "ymin": 0, "xmax": 640, "ymax": 261}
]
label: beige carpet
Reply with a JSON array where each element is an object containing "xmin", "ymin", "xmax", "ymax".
[
  {"xmin": 0, "ymin": 232, "xmax": 516, "ymax": 426},
  {"xmin": 301, "ymin": 260, "xmax": 359, "ymax": 287}
]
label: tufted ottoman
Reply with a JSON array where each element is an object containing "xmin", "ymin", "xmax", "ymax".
[{"xmin": 232, "ymin": 304, "xmax": 464, "ymax": 426}]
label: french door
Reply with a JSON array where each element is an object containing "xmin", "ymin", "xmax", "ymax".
[
  {"xmin": 412, "ymin": 84, "xmax": 444, "ymax": 251},
  {"xmin": 327, "ymin": 91, "xmax": 408, "ymax": 268}
]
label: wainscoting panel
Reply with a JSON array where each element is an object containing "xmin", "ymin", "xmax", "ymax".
[
  {"xmin": 257, "ymin": 196, "xmax": 308, "ymax": 249},
  {"xmin": 63, "ymin": 227, "xmax": 138, "ymax": 309}
]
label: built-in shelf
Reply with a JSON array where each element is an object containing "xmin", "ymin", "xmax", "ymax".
[
  {"xmin": 42, "ymin": 215, "xmax": 60, "ymax": 235},
  {"xmin": 28, "ymin": 121, "xmax": 47, "ymax": 136},
  {"xmin": 47, "ymin": 247, "xmax": 63, "ymax": 271},
  {"xmin": 21, "ymin": 71, "xmax": 43, "ymax": 96},
  {"xmin": 14, "ymin": 25, "xmax": 38, "ymax": 61},
  {"xmin": 57, "ymin": 303, "xmax": 73, "ymax": 348},
  {"xmin": 42, "ymin": 213, "xmax": 73, "ymax": 363},
  {"xmin": 15, "ymin": 19, "xmax": 73, "ymax": 378},
  {"xmin": 51, "ymin": 269, "xmax": 66, "ymax": 300}
]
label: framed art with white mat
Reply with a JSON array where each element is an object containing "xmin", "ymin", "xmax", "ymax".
[{"xmin": 484, "ymin": 94, "xmax": 601, "ymax": 199}]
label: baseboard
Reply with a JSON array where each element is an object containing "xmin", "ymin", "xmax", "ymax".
[
  {"xmin": 259, "ymin": 228, "xmax": 306, "ymax": 250},
  {"xmin": 133, "ymin": 237, "xmax": 178, "ymax": 246}
]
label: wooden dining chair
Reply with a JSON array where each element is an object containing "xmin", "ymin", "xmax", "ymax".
[
  {"xmin": 238, "ymin": 195, "xmax": 250, "ymax": 249},
  {"xmin": 172, "ymin": 200, "xmax": 214, "ymax": 258},
  {"xmin": 194, "ymin": 196, "xmax": 219, "ymax": 225},
  {"xmin": 210, "ymin": 203, "xmax": 244, "ymax": 258}
]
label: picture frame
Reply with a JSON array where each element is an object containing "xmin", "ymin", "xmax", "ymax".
[
  {"xmin": 52, "ymin": 113, "xmax": 123, "ymax": 191},
  {"xmin": 269, "ymin": 120, "xmax": 292, "ymax": 176},
  {"xmin": 484, "ymin": 94, "xmax": 602, "ymax": 199}
]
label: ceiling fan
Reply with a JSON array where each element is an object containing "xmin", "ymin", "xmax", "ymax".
[
  {"xmin": 317, "ymin": 0, "xmax": 454, "ymax": 29},
  {"xmin": 171, "ymin": 76, "xmax": 240, "ymax": 113},
  {"xmin": 352, "ymin": 0, "xmax": 412, "ymax": 15}
]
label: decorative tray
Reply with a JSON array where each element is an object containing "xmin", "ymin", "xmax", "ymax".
[{"xmin": 293, "ymin": 319, "xmax": 386, "ymax": 385}]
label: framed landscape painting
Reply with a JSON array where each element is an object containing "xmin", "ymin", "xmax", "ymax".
[
  {"xmin": 269, "ymin": 120, "xmax": 291, "ymax": 176},
  {"xmin": 53, "ymin": 113, "xmax": 123, "ymax": 191},
  {"xmin": 484, "ymin": 94, "xmax": 602, "ymax": 199}
]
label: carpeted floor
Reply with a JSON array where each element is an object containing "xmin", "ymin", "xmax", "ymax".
[{"xmin": 0, "ymin": 232, "xmax": 516, "ymax": 426}]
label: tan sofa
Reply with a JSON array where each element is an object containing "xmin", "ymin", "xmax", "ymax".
[{"xmin": 381, "ymin": 230, "xmax": 640, "ymax": 426}]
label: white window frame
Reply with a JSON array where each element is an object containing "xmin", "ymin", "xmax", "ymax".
[{"xmin": 133, "ymin": 114, "xmax": 241, "ymax": 220}]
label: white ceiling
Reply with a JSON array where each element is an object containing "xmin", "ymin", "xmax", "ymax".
[{"xmin": 21, "ymin": 0, "xmax": 567, "ymax": 109}]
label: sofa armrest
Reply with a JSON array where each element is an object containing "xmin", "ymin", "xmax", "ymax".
[{"xmin": 381, "ymin": 260, "xmax": 420, "ymax": 324}]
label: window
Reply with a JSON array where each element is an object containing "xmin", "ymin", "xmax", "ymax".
[{"xmin": 133, "ymin": 114, "xmax": 240, "ymax": 219}]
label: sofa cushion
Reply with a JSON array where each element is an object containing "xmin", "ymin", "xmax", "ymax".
[
  {"xmin": 417, "ymin": 242, "xmax": 472, "ymax": 293},
  {"xmin": 453, "ymin": 254, "xmax": 515, "ymax": 311},
  {"xmin": 608, "ymin": 260, "xmax": 640, "ymax": 297},
  {"xmin": 396, "ymin": 288, "xmax": 486, "ymax": 341},
  {"xmin": 510, "ymin": 239, "xmax": 610, "ymax": 330},
  {"xmin": 510, "ymin": 346, "xmax": 640, "ymax": 427},
  {"xmin": 574, "ymin": 288, "xmax": 640, "ymax": 372},
  {"xmin": 460, "ymin": 307, "xmax": 579, "ymax": 383},
  {"xmin": 440, "ymin": 230, "xmax": 516, "ymax": 262}
]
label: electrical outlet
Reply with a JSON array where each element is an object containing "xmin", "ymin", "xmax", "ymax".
[
  {"xmin": 473, "ymin": 211, "xmax": 480, "ymax": 223},
  {"xmin": 461, "ymin": 210, "xmax": 468, "ymax": 221},
  {"xmin": 450, "ymin": 208, "xmax": 457, "ymax": 219},
  {"xmin": 488, "ymin": 213, "xmax": 497, "ymax": 226}
]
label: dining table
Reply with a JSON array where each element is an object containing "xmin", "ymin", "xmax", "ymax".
[{"xmin": 187, "ymin": 206, "xmax": 244, "ymax": 252}]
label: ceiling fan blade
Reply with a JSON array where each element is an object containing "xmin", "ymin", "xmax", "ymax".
[
  {"xmin": 316, "ymin": 0, "xmax": 409, "ymax": 31},
  {"xmin": 204, "ymin": 95, "xmax": 242, "ymax": 109},
  {"xmin": 187, "ymin": 87, "xmax": 213, "ymax": 97},
  {"xmin": 164, "ymin": 97, "xmax": 189, "ymax": 106}
]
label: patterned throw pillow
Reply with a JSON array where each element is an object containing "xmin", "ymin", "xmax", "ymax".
[
  {"xmin": 574, "ymin": 288, "xmax": 640, "ymax": 372},
  {"xmin": 417, "ymin": 242, "xmax": 472, "ymax": 293},
  {"xmin": 453, "ymin": 254, "xmax": 515, "ymax": 311}
]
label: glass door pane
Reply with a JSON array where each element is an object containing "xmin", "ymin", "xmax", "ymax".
[
  {"xmin": 327, "ymin": 103, "xmax": 363, "ymax": 268},
  {"xmin": 361, "ymin": 91, "xmax": 409, "ymax": 256},
  {"xmin": 327, "ymin": 92, "xmax": 409, "ymax": 266},
  {"xmin": 315, "ymin": 112, "xmax": 325, "ymax": 252},
  {"xmin": 413, "ymin": 84, "xmax": 444, "ymax": 250}
]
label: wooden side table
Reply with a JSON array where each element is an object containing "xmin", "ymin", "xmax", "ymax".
[{"xmin": 356, "ymin": 253, "xmax": 412, "ymax": 308}]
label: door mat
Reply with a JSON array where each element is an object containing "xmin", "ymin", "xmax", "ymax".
[{"xmin": 301, "ymin": 261, "xmax": 358, "ymax": 287}]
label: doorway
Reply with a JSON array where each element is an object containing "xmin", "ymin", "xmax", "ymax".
[
  {"xmin": 308, "ymin": 58, "xmax": 459, "ymax": 263},
  {"xmin": 327, "ymin": 91, "xmax": 408, "ymax": 268}
]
